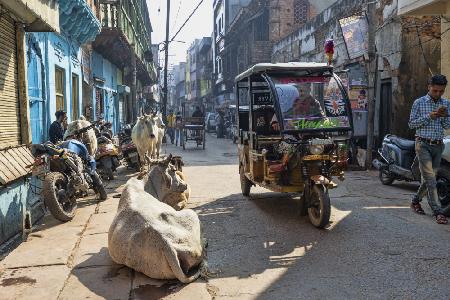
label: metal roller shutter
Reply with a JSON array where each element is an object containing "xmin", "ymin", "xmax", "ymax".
[{"xmin": 0, "ymin": 13, "xmax": 21, "ymax": 148}]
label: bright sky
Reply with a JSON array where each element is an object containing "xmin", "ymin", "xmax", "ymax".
[{"xmin": 148, "ymin": 0, "xmax": 214, "ymax": 66}]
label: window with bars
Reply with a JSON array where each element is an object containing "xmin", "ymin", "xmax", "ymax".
[{"xmin": 294, "ymin": 0, "xmax": 310, "ymax": 25}]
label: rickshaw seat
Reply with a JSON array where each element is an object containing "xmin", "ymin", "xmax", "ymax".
[{"xmin": 253, "ymin": 106, "xmax": 276, "ymax": 135}]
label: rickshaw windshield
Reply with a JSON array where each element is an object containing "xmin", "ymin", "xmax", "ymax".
[{"xmin": 271, "ymin": 75, "xmax": 351, "ymax": 132}]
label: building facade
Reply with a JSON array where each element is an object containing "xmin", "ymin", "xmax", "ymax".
[
  {"xmin": 198, "ymin": 37, "xmax": 214, "ymax": 112},
  {"xmin": 271, "ymin": 0, "xmax": 441, "ymax": 144},
  {"xmin": 398, "ymin": 0, "xmax": 450, "ymax": 99},
  {"xmin": 173, "ymin": 62, "xmax": 187, "ymax": 112},
  {"xmin": 92, "ymin": 0, "xmax": 156, "ymax": 125},
  {"xmin": 0, "ymin": 0, "xmax": 60, "ymax": 245},
  {"xmin": 213, "ymin": 0, "xmax": 251, "ymax": 108}
]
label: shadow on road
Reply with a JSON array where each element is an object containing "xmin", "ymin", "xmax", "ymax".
[{"xmin": 194, "ymin": 192, "xmax": 343, "ymax": 281}]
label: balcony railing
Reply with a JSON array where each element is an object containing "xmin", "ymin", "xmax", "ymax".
[{"xmin": 99, "ymin": 0, "xmax": 153, "ymax": 77}]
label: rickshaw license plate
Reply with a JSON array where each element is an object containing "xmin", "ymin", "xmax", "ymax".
[
  {"xmin": 303, "ymin": 155, "xmax": 330, "ymax": 161},
  {"xmin": 32, "ymin": 164, "xmax": 50, "ymax": 176}
]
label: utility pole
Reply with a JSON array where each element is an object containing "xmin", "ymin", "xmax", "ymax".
[
  {"xmin": 366, "ymin": 0, "xmax": 377, "ymax": 169},
  {"xmin": 130, "ymin": 43, "xmax": 137, "ymax": 123},
  {"xmin": 162, "ymin": 0, "xmax": 171, "ymax": 123}
]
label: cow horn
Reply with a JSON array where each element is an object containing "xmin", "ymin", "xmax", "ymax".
[{"xmin": 163, "ymin": 154, "xmax": 173, "ymax": 166}]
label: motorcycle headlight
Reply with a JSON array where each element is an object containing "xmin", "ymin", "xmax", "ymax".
[{"xmin": 309, "ymin": 145, "xmax": 325, "ymax": 155}]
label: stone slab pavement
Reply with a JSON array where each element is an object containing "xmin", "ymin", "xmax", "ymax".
[{"xmin": 1, "ymin": 134, "xmax": 450, "ymax": 299}]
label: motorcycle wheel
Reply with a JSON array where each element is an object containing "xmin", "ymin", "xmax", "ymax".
[
  {"xmin": 437, "ymin": 167, "xmax": 450, "ymax": 207},
  {"xmin": 379, "ymin": 167, "xmax": 395, "ymax": 185},
  {"xmin": 42, "ymin": 172, "xmax": 77, "ymax": 222},
  {"xmin": 91, "ymin": 171, "xmax": 107, "ymax": 201},
  {"xmin": 307, "ymin": 185, "xmax": 331, "ymax": 229}
]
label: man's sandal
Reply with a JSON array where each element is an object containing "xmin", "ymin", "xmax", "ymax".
[
  {"xmin": 411, "ymin": 203, "xmax": 425, "ymax": 215},
  {"xmin": 436, "ymin": 215, "xmax": 448, "ymax": 225}
]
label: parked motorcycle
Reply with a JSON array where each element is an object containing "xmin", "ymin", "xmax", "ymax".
[
  {"xmin": 373, "ymin": 134, "xmax": 450, "ymax": 209},
  {"xmin": 96, "ymin": 135, "xmax": 121, "ymax": 180},
  {"xmin": 30, "ymin": 142, "xmax": 107, "ymax": 222},
  {"xmin": 119, "ymin": 124, "xmax": 140, "ymax": 171}
]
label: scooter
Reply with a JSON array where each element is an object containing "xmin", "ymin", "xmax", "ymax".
[
  {"xmin": 119, "ymin": 124, "xmax": 140, "ymax": 171},
  {"xmin": 96, "ymin": 135, "xmax": 121, "ymax": 180},
  {"xmin": 373, "ymin": 134, "xmax": 450, "ymax": 212}
]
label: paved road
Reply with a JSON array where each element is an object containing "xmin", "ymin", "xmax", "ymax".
[{"xmin": 1, "ymin": 134, "xmax": 450, "ymax": 299}]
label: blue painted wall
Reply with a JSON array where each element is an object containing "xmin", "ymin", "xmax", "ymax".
[
  {"xmin": 27, "ymin": 32, "xmax": 83, "ymax": 132},
  {"xmin": 0, "ymin": 178, "xmax": 45, "ymax": 245},
  {"xmin": 0, "ymin": 31, "xmax": 86, "ymax": 245},
  {"xmin": 92, "ymin": 51, "xmax": 120, "ymax": 134}
]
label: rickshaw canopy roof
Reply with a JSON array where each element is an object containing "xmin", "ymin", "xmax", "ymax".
[{"xmin": 235, "ymin": 62, "xmax": 333, "ymax": 82}]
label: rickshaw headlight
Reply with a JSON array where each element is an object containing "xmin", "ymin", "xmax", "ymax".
[{"xmin": 309, "ymin": 145, "xmax": 325, "ymax": 155}]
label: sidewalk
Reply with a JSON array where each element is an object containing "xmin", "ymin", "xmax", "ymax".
[{"xmin": 0, "ymin": 162, "xmax": 214, "ymax": 300}]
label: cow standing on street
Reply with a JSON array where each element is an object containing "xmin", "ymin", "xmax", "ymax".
[
  {"xmin": 132, "ymin": 115, "xmax": 158, "ymax": 171},
  {"xmin": 153, "ymin": 113, "xmax": 166, "ymax": 159}
]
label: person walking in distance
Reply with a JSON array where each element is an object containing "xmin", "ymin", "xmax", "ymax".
[
  {"xmin": 166, "ymin": 109, "xmax": 176, "ymax": 144},
  {"xmin": 409, "ymin": 74, "xmax": 450, "ymax": 224},
  {"xmin": 175, "ymin": 112, "xmax": 183, "ymax": 146}
]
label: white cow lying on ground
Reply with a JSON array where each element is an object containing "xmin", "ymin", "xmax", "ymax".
[
  {"xmin": 108, "ymin": 156, "xmax": 204, "ymax": 283},
  {"xmin": 64, "ymin": 117, "xmax": 98, "ymax": 156},
  {"xmin": 148, "ymin": 154, "xmax": 190, "ymax": 210}
]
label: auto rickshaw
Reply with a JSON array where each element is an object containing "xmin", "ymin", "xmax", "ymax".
[{"xmin": 236, "ymin": 63, "xmax": 353, "ymax": 228}]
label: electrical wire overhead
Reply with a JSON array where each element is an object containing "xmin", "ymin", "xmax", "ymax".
[{"xmin": 170, "ymin": 0, "xmax": 205, "ymax": 42}]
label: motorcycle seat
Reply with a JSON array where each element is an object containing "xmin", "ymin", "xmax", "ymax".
[{"xmin": 391, "ymin": 136, "xmax": 415, "ymax": 151}]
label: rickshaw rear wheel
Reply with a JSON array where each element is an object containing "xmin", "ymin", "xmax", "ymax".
[
  {"xmin": 307, "ymin": 185, "xmax": 331, "ymax": 229},
  {"xmin": 240, "ymin": 165, "xmax": 252, "ymax": 197}
]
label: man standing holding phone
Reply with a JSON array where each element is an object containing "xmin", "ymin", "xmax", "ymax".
[{"xmin": 409, "ymin": 75, "xmax": 450, "ymax": 224}]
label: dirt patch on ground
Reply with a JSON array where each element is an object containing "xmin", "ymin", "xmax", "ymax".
[{"xmin": 1, "ymin": 276, "xmax": 37, "ymax": 287}]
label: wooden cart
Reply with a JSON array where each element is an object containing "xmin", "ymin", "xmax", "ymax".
[{"xmin": 181, "ymin": 116, "xmax": 206, "ymax": 150}]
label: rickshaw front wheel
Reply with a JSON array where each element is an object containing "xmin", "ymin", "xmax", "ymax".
[
  {"xmin": 240, "ymin": 165, "xmax": 252, "ymax": 197},
  {"xmin": 307, "ymin": 185, "xmax": 331, "ymax": 229}
]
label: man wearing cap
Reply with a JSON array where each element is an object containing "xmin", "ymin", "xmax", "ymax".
[{"xmin": 49, "ymin": 110, "xmax": 67, "ymax": 144}]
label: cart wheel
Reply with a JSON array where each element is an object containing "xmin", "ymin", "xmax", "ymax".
[
  {"xmin": 202, "ymin": 131, "xmax": 206, "ymax": 150},
  {"xmin": 240, "ymin": 165, "xmax": 252, "ymax": 197},
  {"xmin": 307, "ymin": 185, "xmax": 331, "ymax": 229}
]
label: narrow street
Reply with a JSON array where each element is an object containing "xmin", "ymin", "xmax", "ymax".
[{"xmin": 0, "ymin": 135, "xmax": 449, "ymax": 299}]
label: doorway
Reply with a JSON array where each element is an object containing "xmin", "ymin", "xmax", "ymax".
[
  {"xmin": 379, "ymin": 79, "xmax": 392, "ymax": 145},
  {"xmin": 27, "ymin": 42, "xmax": 46, "ymax": 144}
]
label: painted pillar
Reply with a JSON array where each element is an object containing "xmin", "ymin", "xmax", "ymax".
[{"xmin": 16, "ymin": 23, "xmax": 32, "ymax": 145}]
